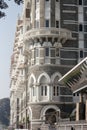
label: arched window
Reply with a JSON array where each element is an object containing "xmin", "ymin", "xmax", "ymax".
[
  {"xmin": 41, "ymin": 86, "xmax": 47, "ymax": 96},
  {"xmin": 40, "ymin": 76, "xmax": 48, "ymax": 96}
]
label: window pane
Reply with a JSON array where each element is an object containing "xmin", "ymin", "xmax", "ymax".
[
  {"xmin": 45, "ymin": 48, "xmax": 49, "ymax": 56},
  {"xmin": 26, "ymin": 9, "xmax": 30, "ymax": 18},
  {"xmin": 46, "ymin": 20, "xmax": 49, "ymax": 27},
  {"xmin": 56, "ymin": 21, "xmax": 59, "ymax": 28},
  {"xmin": 79, "ymin": 24, "xmax": 83, "ymax": 31},
  {"xmin": 57, "ymin": 86, "xmax": 59, "ymax": 96},
  {"xmin": 53, "ymin": 86, "xmax": 55, "ymax": 96},
  {"xmin": 51, "ymin": 49, "xmax": 55, "ymax": 57},
  {"xmin": 41, "ymin": 86, "xmax": 43, "ymax": 96},
  {"xmin": 79, "ymin": 0, "xmax": 82, "ymax": 5},
  {"xmin": 45, "ymin": 86, "xmax": 47, "ymax": 96},
  {"xmin": 80, "ymin": 50, "xmax": 83, "ymax": 58}
]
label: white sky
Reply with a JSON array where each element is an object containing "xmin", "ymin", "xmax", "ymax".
[{"xmin": 0, "ymin": 1, "xmax": 22, "ymax": 99}]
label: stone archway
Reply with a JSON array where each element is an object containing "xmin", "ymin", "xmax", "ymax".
[
  {"xmin": 45, "ymin": 108, "xmax": 56, "ymax": 124},
  {"xmin": 41, "ymin": 105, "xmax": 60, "ymax": 125}
]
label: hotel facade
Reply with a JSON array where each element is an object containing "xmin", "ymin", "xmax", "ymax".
[{"xmin": 10, "ymin": 0, "xmax": 87, "ymax": 129}]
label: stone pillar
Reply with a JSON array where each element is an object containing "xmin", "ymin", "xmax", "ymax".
[
  {"xmin": 31, "ymin": 0, "xmax": 35, "ymax": 28},
  {"xmin": 40, "ymin": 0, "xmax": 45, "ymax": 27},
  {"xmin": 76, "ymin": 102, "xmax": 79, "ymax": 121},
  {"xmin": 79, "ymin": 93, "xmax": 83, "ymax": 102}
]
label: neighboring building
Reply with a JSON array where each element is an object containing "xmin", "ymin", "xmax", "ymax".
[
  {"xmin": 10, "ymin": 0, "xmax": 87, "ymax": 130},
  {"xmin": 59, "ymin": 57, "xmax": 87, "ymax": 122}
]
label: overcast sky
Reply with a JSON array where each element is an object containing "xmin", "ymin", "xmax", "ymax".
[{"xmin": 0, "ymin": 1, "xmax": 22, "ymax": 99}]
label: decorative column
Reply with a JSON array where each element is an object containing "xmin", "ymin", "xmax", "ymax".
[{"xmin": 76, "ymin": 102, "xmax": 79, "ymax": 121}]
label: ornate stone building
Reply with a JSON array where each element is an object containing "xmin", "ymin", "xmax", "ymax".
[{"xmin": 10, "ymin": 0, "xmax": 87, "ymax": 130}]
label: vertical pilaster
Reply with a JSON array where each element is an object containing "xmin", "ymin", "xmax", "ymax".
[
  {"xmin": 76, "ymin": 102, "xmax": 79, "ymax": 121},
  {"xmin": 40, "ymin": 0, "xmax": 45, "ymax": 27},
  {"xmin": 31, "ymin": 0, "xmax": 35, "ymax": 28},
  {"xmin": 51, "ymin": 0, "xmax": 55, "ymax": 27}
]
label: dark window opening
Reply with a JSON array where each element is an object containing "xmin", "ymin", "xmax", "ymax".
[
  {"xmin": 80, "ymin": 50, "xmax": 83, "ymax": 58},
  {"xmin": 79, "ymin": 24, "xmax": 83, "ymax": 31},
  {"xmin": 45, "ymin": 48, "xmax": 49, "ymax": 56},
  {"xmin": 26, "ymin": 9, "xmax": 30, "ymax": 18},
  {"xmin": 53, "ymin": 86, "xmax": 55, "ymax": 96},
  {"xmin": 79, "ymin": 0, "xmax": 82, "ymax": 5},
  {"xmin": 57, "ymin": 86, "xmax": 59, "ymax": 96},
  {"xmin": 45, "ymin": 86, "xmax": 47, "ymax": 96},
  {"xmin": 46, "ymin": 20, "xmax": 49, "ymax": 27},
  {"xmin": 41, "ymin": 86, "xmax": 43, "ymax": 96},
  {"xmin": 56, "ymin": 21, "xmax": 59, "ymax": 28}
]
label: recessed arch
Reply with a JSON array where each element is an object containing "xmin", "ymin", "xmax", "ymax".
[
  {"xmin": 40, "ymin": 105, "xmax": 60, "ymax": 124},
  {"xmin": 27, "ymin": 106, "xmax": 32, "ymax": 121},
  {"xmin": 28, "ymin": 74, "xmax": 36, "ymax": 87},
  {"xmin": 37, "ymin": 72, "xmax": 50, "ymax": 84},
  {"xmin": 51, "ymin": 72, "xmax": 62, "ymax": 83}
]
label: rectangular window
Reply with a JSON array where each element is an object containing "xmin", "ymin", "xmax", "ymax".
[
  {"xmin": 79, "ymin": 24, "xmax": 83, "ymax": 31},
  {"xmin": 80, "ymin": 50, "xmax": 83, "ymax": 58},
  {"xmin": 46, "ymin": 20, "xmax": 49, "ymax": 27},
  {"xmin": 79, "ymin": 0, "xmax": 82, "ymax": 5},
  {"xmin": 45, "ymin": 86, "xmax": 47, "ymax": 96},
  {"xmin": 26, "ymin": 9, "xmax": 30, "ymax": 18},
  {"xmin": 56, "ymin": 0, "xmax": 59, "ymax": 2},
  {"xmin": 56, "ymin": 21, "xmax": 59, "ymax": 28},
  {"xmin": 53, "ymin": 86, "xmax": 55, "ymax": 96},
  {"xmin": 41, "ymin": 86, "xmax": 43, "ymax": 96},
  {"xmin": 46, "ymin": 0, "xmax": 49, "ymax": 1},
  {"xmin": 51, "ymin": 49, "xmax": 55, "ymax": 57},
  {"xmin": 57, "ymin": 86, "xmax": 59, "ymax": 96},
  {"xmin": 45, "ymin": 48, "xmax": 49, "ymax": 56}
]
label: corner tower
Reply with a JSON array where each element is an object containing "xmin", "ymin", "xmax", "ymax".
[
  {"xmin": 10, "ymin": 0, "xmax": 77, "ymax": 130},
  {"xmin": 23, "ymin": 0, "xmax": 73, "ymax": 129}
]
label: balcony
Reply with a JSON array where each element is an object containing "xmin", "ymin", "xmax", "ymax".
[{"xmin": 24, "ymin": 27, "xmax": 72, "ymax": 42}]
